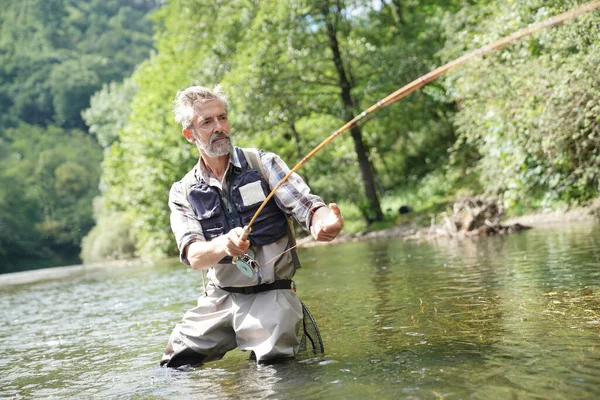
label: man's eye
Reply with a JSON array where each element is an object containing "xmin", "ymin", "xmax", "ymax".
[{"xmin": 201, "ymin": 120, "xmax": 211, "ymax": 126}]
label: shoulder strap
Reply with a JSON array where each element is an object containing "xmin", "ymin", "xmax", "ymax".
[
  {"xmin": 241, "ymin": 147, "xmax": 302, "ymax": 270},
  {"xmin": 182, "ymin": 169, "xmax": 197, "ymax": 200},
  {"xmin": 241, "ymin": 147, "xmax": 266, "ymax": 177}
]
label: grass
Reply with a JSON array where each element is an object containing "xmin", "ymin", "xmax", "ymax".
[
  {"xmin": 337, "ymin": 187, "xmax": 455, "ymax": 235},
  {"xmin": 316, "ymin": 166, "xmax": 598, "ymax": 237},
  {"xmin": 336, "ymin": 169, "xmax": 485, "ymax": 235}
]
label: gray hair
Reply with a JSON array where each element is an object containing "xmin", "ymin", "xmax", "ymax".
[{"xmin": 173, "ymin": 85, "xmax": 228, "ymax": 129}]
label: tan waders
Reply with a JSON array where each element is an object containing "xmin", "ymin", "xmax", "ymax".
[{"xmin": 160, "ymin": 283, "xmax": 303, "ymax": 368}]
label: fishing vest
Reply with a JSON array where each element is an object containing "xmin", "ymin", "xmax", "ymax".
[{"xmin": 186, "ymin": 147, "xmax": 289, "ymax": 247}]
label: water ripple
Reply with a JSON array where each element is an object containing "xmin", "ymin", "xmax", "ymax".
[{"xmin": 1, "ymin": 223, "xmax": 600, "ymax": 398}]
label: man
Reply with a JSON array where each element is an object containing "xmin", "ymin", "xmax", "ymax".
[{"xmin": 161, "ymin": 85, "xmax": 344, "ymax": 369}]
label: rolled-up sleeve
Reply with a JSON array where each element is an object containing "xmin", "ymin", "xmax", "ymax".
[
  {"xmin": 168, "ymin": 180, "xmax": 205, "ymax": 265},
  {"xmin": 260, "ymin": 151, "xmax": 326, "ymax": 231}
]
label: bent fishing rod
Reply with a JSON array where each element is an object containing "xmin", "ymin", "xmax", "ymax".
[{"xmin": 240, "ymin": 0, "xmax": 600, "ymax": 240}]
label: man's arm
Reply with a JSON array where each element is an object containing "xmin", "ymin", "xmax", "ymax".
[
  {"xmin": 169, "ymin": 179, "xmax": 250, "ymax": 270},
  {"xmin": 185, "ymin": 227, "xmax": 249, "ymax": 270},
  {"xmin": 259, "ymin": 151, "xmax": 344, "ymax": 241}
]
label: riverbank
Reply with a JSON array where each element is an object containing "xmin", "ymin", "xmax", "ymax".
[
  {"xmin": 298, "ymin": 200, "xmax": 600, "ymax": 248},
  {"xmin": 0, "ymin": 258, "xmax": 148, "ymax": 287}
]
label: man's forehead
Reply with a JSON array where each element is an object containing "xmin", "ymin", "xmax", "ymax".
[{"xmin": 193, "ymin": 100, "xmax": 226, "ymax": 118}]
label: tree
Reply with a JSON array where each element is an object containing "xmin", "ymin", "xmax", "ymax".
[
  {"xmin": 228, "ymin": 0, "xmax": 386, "ymax": 221},
  {"xmin": 82, "ymin": 78, "xmax": 137, "ymax": 148},
  {"xmin": 98, "ymin": 0, "xmax": 466, "ymax": 257},
  {"xmin": 0, "ymin": 0, "xmax": 157, "ymax": 133},
  {"xmin": 441, "ymin": 0, "xmax": 600, "ymax": 208},
  {"xmin": 0, "ymin": 0, "xmax": 159, "ymax": 271},
  {"xmin": 0, "ymin": 123, "xmax": 102, "ymax": 272}
]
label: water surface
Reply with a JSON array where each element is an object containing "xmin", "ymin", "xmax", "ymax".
[{"xmin": 1, "ymin": 222, "xmax": 599, "ymax": 399}]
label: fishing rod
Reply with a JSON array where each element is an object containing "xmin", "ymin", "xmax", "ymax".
[{"xmin": 240, "ymin": 0, "xmax": 600, "ymax": 241}]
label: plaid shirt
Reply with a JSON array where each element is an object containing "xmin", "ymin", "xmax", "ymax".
[{"xmin": 168, "ymin": 147, "xmax": 326, "ymax": 272}]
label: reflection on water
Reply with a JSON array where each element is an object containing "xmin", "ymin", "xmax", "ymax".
[{"xmin": 1, "ymin": 222, "xmax": 599, "ymax": 398}]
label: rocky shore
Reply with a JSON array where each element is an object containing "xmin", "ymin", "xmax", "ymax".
[{"xmin": 298, "ymin": 198, "xmax": 600, "ymax": 248}]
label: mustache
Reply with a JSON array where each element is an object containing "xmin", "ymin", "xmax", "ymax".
[{"xmin": 210, "ymin": 132, "xmax": 230, "ymax": 144}]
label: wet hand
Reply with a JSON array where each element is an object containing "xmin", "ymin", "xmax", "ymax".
[{"xmin": 311, "ymin": 203, "xmax": 344, "ymax": 242}]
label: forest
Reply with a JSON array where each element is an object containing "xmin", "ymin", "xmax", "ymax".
[
  {"xmin": 1, "ymin": 0, "xmax": 598, "ymax": 273},
  {"xmin": 0, "ymin": 0, "xmax": 159, "ymax": 271}
]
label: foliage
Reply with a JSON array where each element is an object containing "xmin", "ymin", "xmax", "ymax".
[
  {"xmin": 0, "ymin": 0, "xmax": 157, "ymax": 133},
  {"xmin": 0, "ymin": 0, "xmax": 159, "ymax": 272},
  {"xmin": 0, "ymin": 123, "xmax": 103, "ymax": 272},
  {"xmin": 441, "ymin": 0, "xmax": 600, "ymax": 209},
  {"xmin": 5, "ymin": 0, "xmax": 599, "ymax": 269},
  {"xmin": 80, "ymin": 198, "xmax": 136, "ymax": 263},
  {"xmin": 101, "ymin": 0, "xmax": 462, "ymax": 257},
  {"xmin": 82, "ymin": 78, "xmax": 138, "ymax": 148}
]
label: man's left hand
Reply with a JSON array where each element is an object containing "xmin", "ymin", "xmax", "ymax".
[{"xmin": 311, "ymin": 203, "xmax": 344, "ymax": 242}]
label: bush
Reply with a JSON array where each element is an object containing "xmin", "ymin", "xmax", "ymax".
[
  {"xmin": 442, "ymin": 0, "xmax": 600, "ymax": 209},
  {"xmin": 80, "ymin": 211, "xmax": 136, "ymax": 263}
]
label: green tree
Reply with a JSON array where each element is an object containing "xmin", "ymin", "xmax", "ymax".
[
  {"xmin": 101, "ymin": 0, "xmax": 264, "ymax": 257},
  {"xmin": 441, "ymin": 0, "xmax": 600, "ymax": 209},
  {"xmin": 0, "ymin": 123, "xmax": 102, "ymax": 272},
  {"xmin": 226, "ymin": 0, "xmax": 461, "ymax": 219},
  {"xmin": 50, "ymin": 57, "xmax": 104, "ymax": 129},
  {"xmin": 99, "ymin": 0, "xmax": 466, "ymax": 257},
  {"xmin": 0, "ymin": 0, "xmax": 158, "ymax": 133},
  {"xmin": 82, "ymin": 78, "xmax": 138, "ymax": 148},
  {"xmin": 0, "ymin": 0, "xmax": 159, "ymax": 271},
  {"xmin": 0, "ymin": 171, "xmax": 44, "ymax": 273}
]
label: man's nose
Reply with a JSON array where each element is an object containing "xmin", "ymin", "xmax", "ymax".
[{"xmin": 213, "ymin": 118, "xmax": 223, "ymax": 132}]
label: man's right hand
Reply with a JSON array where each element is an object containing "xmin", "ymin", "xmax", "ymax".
[
  {"xmin": 186, "ymin": 227, "xmax": 250, "ymax": 270},
  {"xmin": 219, "ymin": 227, "xmax": 250, "ymax": 257}
]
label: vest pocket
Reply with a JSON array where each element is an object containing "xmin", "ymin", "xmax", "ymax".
[
  {"xmin": 188, "ymin": 186, "xmax": 225, "ymax": 240},
  {"xmin": 231, "ymin": 170, "xmax": 269, "ymax": 213}
]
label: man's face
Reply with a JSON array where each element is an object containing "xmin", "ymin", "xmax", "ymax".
[{"xmin": 187, "ymin": 100, "xmax": 231, "ymax": 158}]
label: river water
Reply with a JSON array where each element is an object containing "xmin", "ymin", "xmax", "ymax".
[{"xmin": 1, "ymin": 221, "xmax": 599, "ymax": 399}]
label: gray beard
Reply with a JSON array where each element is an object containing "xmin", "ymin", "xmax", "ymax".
[{"xmin": 194, "ymin": 132, "xmax": 232, "ymax": 157}]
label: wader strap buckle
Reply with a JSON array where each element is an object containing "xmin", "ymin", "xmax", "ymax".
[{"xmin": 219, "ymin": 279, "xmax": 293, "ymax": 294}]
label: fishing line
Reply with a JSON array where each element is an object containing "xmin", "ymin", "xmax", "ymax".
[
  {"xmin": 239, "ymin": 0, "xmax": 600, "ymax": 241},
  {"xmin": 262, "ymin": 242, "xmax": 301, "ymax": 268}
]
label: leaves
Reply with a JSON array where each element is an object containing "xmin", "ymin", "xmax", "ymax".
[
  {"xmin": 443, "ymin": 0, "xmax": 600, "ymax": 208},
  {"xmin": 0, "ymin": 124, "xmax": 102, "ymax": 272},
  {"xmin": 0, "ymin": 0, "xmax": 158, "ymax": 271},
  {"xmin": 97, "ymin": 0, "xmax": 463, "ymax": 256}
]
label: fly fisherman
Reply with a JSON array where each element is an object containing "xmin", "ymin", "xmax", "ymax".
[{"xmin": 161, "ymin": 85, "xmax": 344, "ymax": 369}]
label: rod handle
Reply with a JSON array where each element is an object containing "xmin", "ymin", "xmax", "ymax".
[{"xmin": 232, "ymin": 226, "xmax": 252, "ymax": 264}]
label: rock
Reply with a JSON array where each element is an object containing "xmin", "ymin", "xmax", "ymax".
[
  {"xmin": 430, "ymin": 196, "xmax": 531, "ymax": 238},
  {"xmin": 399, "ymin": 205, "xmax": 413, "ymax": 215},
  {"xmin": 506, "ymin": 223, "xmax": 531, "ymax": 234}
]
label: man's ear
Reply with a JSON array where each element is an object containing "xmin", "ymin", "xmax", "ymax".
[{"xmin": 182, "ymin": 128, "xmax": 195, "ymax": 143}]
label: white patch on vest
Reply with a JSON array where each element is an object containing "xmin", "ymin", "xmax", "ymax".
[{"xmin": 239, "ymin": 181, "xmax": 266, "ymax": 206}]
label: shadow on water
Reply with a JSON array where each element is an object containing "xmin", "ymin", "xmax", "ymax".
[{"xmin": 1, "ymin": 222, "xmax": 600, "ymax": 398}]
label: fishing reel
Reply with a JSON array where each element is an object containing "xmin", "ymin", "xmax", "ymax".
[
  {"xmin": 235, "ymin": 253, "xmax": 259, "ymax": 278},
  {"xmin": 233, "ymin": 226, "xmax": 263, "ymax": 282}
]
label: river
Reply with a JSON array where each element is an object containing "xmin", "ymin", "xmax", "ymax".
[{"xmin": 1, "ymin": 221, "xmax": 599, "ymax": 399}]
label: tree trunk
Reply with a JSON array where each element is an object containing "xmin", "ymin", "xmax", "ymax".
[
  {"xmin": 289, "ymin": 119, "xmax": 303, "ymax": 163},
  {"xmin": 389, "ymin": 0, "xmax": 404, "ymax": 25},
  {"xmin": 289, "ymin": 119, "xmax": 309, "ymax": 185},
  {"xmin": 322, "ymin": 4, "xmax": 383, "ymax": 221}
]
